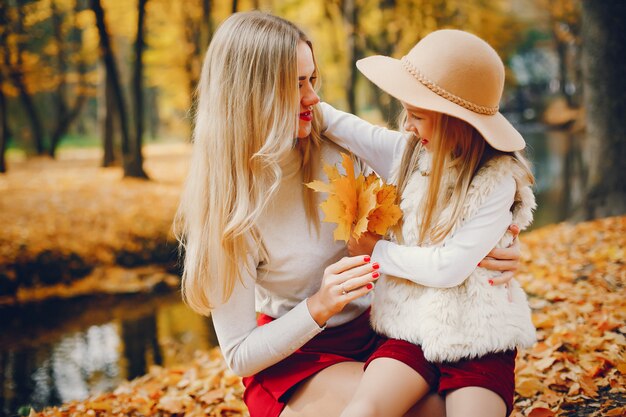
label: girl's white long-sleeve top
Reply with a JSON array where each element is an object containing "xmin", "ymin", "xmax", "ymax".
[{"xmin": 319, "ymin": 102, "xmax": 515, "ymax": 289}]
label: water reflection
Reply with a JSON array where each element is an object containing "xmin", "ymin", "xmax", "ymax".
[
  {"xmin": 0, "ymin": 294, "xmax": 216, "ymax": 417},
  {"xmin": 519, "ymin": 124, "xmax": 586, "ymax": 229}
]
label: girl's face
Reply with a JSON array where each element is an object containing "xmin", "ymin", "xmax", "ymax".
[
  {"xmin": 296, "ymin": 41, "xmax": 320, "ymax": 139},
  {"xmin": 402, "ymin": 102, "xmax": 436, "ymax": 149}
]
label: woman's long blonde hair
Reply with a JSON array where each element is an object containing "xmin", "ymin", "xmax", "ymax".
[
  {"xmin": 174, "ymin": 12, "xmax": 323, "ymax": 315},
  {"xmin": 395, "ymin": 111, "xmax": 534, "ymax": 245}
]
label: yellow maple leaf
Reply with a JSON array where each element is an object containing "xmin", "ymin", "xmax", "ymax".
[
  {"xmin": 368, "ymin": 183, "xmax": 403, "ymax": 235},
  {"xmin": 306, "ymin": 152, "xmax": 402, "ymax": 242},
  {"xmin": 354, "ymin": 180, "xmax": 378, "ymax": 239},
  {"xmin": 319, "ymin": 194, "xmax": 352, "ymax": 241}
]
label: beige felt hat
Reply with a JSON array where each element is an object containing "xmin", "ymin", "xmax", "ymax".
[{"xmin": 356, "ymin": 29, "xmax": 525, "ymax": 152}]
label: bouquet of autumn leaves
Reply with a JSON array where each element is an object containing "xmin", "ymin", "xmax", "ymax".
[{"xmin": 306, "ymin": 153, "xmax": 402, "ymax": 242}]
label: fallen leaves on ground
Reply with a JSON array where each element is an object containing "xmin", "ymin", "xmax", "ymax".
[
  {"xmin": 0, "ymin": 144, "xmax": 188, "ymax": 267},
  {"xmin": 512, "ymin": 216, "xmax": 625, "ymax": 416},
  {"xmin": 0, "ymin": 144, "xmax": 189, "ymax": 301},
  {"xmin": 28, "ymin": 216, "xmax": 625, "ymax": 417}
]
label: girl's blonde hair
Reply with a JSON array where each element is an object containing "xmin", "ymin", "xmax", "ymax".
[
  {"xmin": 174, "ymin": 12, "xmax": 323, "ymax": 315},
  {"xmin": 395, "ymin": 111, "xmax": 534, "ymax": 245}
]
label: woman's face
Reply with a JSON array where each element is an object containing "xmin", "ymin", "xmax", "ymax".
[
  {"xmin": 296, "ymin": 41, "xmax": 320, "ymax": 139},
  {"xmin": 402, "ymin": 102, "xmax": 436, "ymax": 149}
]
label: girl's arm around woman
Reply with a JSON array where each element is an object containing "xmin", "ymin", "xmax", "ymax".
[{"xmin": 320, "ymin": 102, "xmax": 407, "ymax": 181}]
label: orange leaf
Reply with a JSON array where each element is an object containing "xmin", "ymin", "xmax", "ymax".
[
  {"xmin": 368, "ymin": 183, "xmax": 402, "ymax": 235},
  {"xmin": 306, "ymin": 180, "xmax": 333, "ymax": 194},
  {"xmin": 579, "ymin": 375, "xmax": 599, "ymax": 397},
  {"xmin": 516, "ymin": 377, "xmax": 544, "ymax": 397},
  {"xmin": 605, "ymin": 406, "xmax": 626, "ymax": 416},
  {"xmin": 353, "ymin": 180, "xmax": 378, "ymax": 239},
  {"xmin": 528, "ymin": 407, "xmax": 555, "ymax": 417},
  {"xmin": 323, "ymin": 163, "xmax": 340, "ymax": 182},
  {"xmin": 158, "ymin": 394, "xmax": 189, "ymax": 413},
  {"xmin": 535, "ymin": 356, "xmax": 557, "ymax": 371}
]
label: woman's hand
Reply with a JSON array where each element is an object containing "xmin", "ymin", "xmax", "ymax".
[
  {"xmin": 347, "ymin": 232, "xmax": 382, "ymax": 257},
  {"xmin": 307, "ymin": 255, "xmax": 380, "ymax": 327},
  {"xmin": 479, "ymin": 224, "xmax": 521, "ymax": 286}
]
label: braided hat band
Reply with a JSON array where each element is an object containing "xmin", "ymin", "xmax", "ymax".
[{"xmin": 400, "ymin": 56, "xmax": 499, "ymax": 116}]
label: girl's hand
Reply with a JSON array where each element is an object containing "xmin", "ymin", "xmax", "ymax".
[
  {"xmin": 307, "ymin": 255, "xmax": 380, "ymax": 327},
  {"xmin": 479, "ymin": 224, "xmax": 521, "ymax": 287},
  {"xmin": 347, "ymin": 232, "xmax": 382, "ymax": 257}
]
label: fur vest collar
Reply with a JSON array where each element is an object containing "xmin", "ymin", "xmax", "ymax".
[{"xmin": 371, "ymin": 153, "xmax": 537, "ymax": 362}]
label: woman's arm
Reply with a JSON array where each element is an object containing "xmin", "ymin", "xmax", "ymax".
[
  {"xmin": 211, "ymin": 262, "xmax": 324, "ymax": 377},
  {"xmin": 212, "ymin": 252, "xmax": 378, "ymax": 377},
  {"xmin": 320, "ymin": 102, "xmax": 408, "ymax": 181},
  {"xmin": 368, "ymin": 177, "xmax": 516, "ymax": 288}
]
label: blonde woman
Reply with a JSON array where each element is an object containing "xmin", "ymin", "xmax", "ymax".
[
  {"xmin": 176, "ymin": 12, "xmax": 521, "ymax": 417},
  {"xmin": 321, "ymin": 31, "xmax": 536, "ymax": 417}
]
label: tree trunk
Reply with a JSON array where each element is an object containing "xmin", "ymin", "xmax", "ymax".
[
  {"xmin": 49, "ymin": 0, "xmax": 68, "ymax": 157},
  {"xmin": 343, "ymin": 0, "xmax": 358, "ymax": 115},
  {"xmin": 0, "ymin": 71, "xmax": 7, "ymax": 174},
  {"xmin": 90, "ymin": 0, "xmax": 139, "ymax": 176},
  {"xmin": 363, "ymin": 0, "xmax": 402, "ymax": 126},
  {"xmin": 13, "ymin": 0, "xmax": 45, "ymax": 155},
  {"xmin": 580, "ymin": 0, "xmax": 626, "ymax": 218},
  {"xmin": 147, "ymin": 86, "xmax": 159, "ymax": 140},
  {"xmin": 0, "ymin": 3, "xmax": 8, "ymax": 173},
  {"xmin": 128, "ymin": 0, "xmax": 148, "ymax": 179},
  {"xmin": 201, "ymin": 0, "xmax": 213, "ymax": 50},
  {"xmin": 48, "ymin": 0, "xmax": 88, "ymax": 157},
  {"xmin": 103, "ymin": 72, "xmax": 117, "ymax": 167}
]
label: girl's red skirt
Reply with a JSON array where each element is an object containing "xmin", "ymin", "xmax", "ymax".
[{"xmin": 241, "ymin": 309, "xmax": 382, "ymax": 417}]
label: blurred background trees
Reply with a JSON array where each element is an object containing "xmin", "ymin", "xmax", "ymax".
[
  {"xmin": 0, "ymin": 0, "xmax": 624, "ymax": 218},
  {"xmin": 1, "ymin": 2, "xmax": 625, "ymax": 414}
]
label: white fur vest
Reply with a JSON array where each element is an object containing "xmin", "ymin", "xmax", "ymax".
[{"xmin": 370, "ymin": 153, "xmax": 537, "ymax": 363}]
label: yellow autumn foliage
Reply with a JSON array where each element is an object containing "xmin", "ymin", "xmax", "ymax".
[{"xmin": 307, "ymin": 153, "xmax": 402, "ymax": 242}]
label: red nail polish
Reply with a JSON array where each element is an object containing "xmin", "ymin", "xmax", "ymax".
[
  {"xmin": 372, "ymin": 271, "xmax": 380, "ymax": 279},
  {"xmin": 372, "ymin": 262, "xmax": 380, "ymax": 270},
  {"xmin": 364, "ymin": 256, "xmax": 371, "ymax": 263},
  {"xmin": 477, "ymin": 262, "xmax": 481, "ymax": 267},
  {"xmin": 488, "ymin": 280, "xmax": 494, "ymax": 286},
  {"xmin": 366, "ymin": 283, "xmax": 373, "ymax": 290}
]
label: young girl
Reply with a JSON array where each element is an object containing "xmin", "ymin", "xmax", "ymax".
[{"xmin": 320, "ymin": 30, "xmax": 536, "ymax": 417}]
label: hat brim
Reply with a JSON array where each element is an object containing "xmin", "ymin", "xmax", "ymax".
[{"xmin": 356, "ymin": 56, "xmax": 525, "ymax": 152}]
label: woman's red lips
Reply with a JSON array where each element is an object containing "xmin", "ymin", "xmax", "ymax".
[{"xmin": 299, "ymin": 111, "xmax": 312, "ymax": 122}]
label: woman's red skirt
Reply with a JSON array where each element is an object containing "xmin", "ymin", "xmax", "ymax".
[{"xmin": 242, "ymin": 309, "xmax": 383, "ymax": 417}]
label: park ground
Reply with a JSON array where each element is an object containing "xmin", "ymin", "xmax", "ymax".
[{"xmin": 0, "ymin": 144, "xmax": 624, "ymax": 417}]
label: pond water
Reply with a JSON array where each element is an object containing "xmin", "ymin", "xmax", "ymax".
[
  {"xmin": 0, "ymin": 124, "xmax": 586, "ymax": 417},
  {"xmin": 0, "ymin": 293, "xmax": 218, "ymax": 416},
  {"xmin": 520, "ymin": 123, "xmax": 586, "ymax": 229}
]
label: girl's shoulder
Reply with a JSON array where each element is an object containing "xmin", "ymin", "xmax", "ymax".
[
  {"xmin": 473, "ymin": 155, "xmax": 536, "ymax": 230},
  {"xmin": 474, "ymin": 155, "xmax": 532, "ymax": 187}
]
